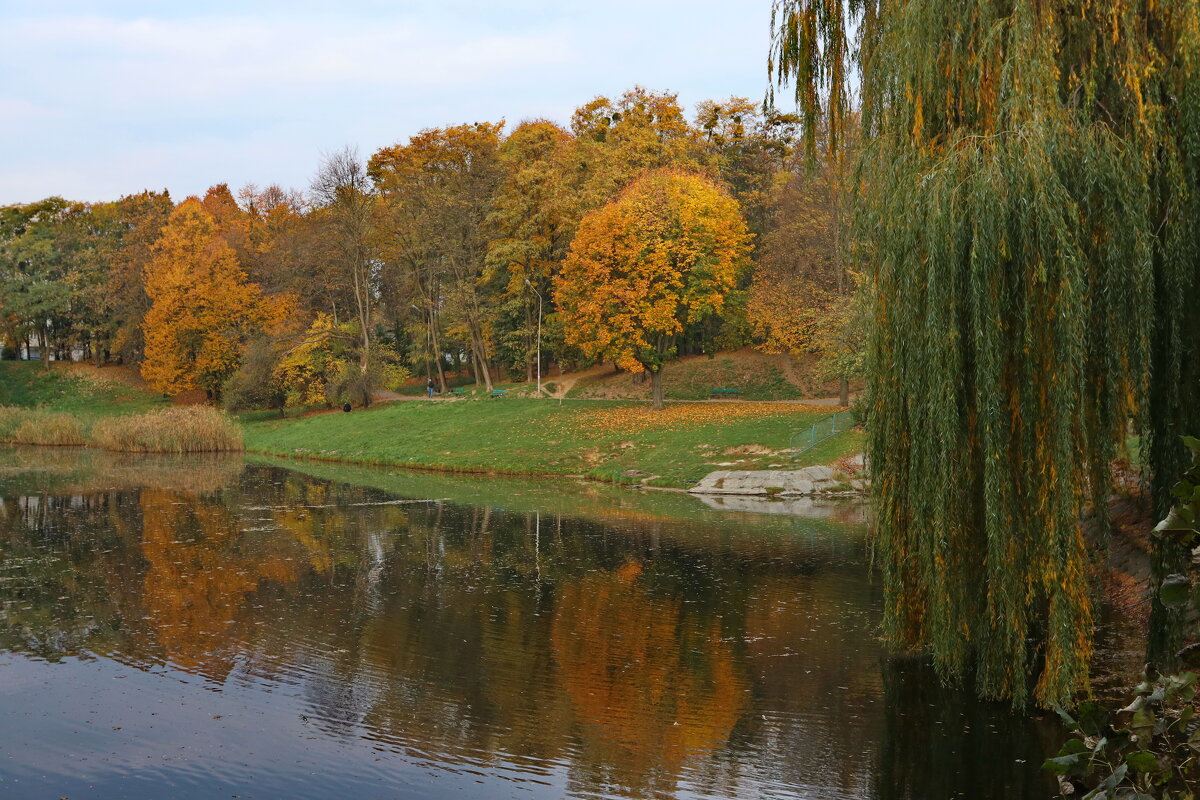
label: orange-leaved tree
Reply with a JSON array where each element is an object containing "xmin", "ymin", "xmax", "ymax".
[
  {"xmin": 141, "ymin": 198, "xmax": 274, "ymax": 402},
  {"xmin": 554, "ymin": 170, "xmax": 751, "ymax": 410}
]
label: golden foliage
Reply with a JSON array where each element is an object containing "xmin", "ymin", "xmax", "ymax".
[
  {"xmin": 141, "ymin": 198, "xmax": 273, "ymax": 398},
  {"xmin": 555, "ymin": 170, "xmax": 752, "ymax": 374},
  {"xmin": 138, "ymin": 488, "xmax": 330, "ymax": 672}
]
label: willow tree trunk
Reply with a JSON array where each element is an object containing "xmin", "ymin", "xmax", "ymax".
[
  {"xmin": 650, "ymin": 368, "xmax": 664, "ymax": 411},
  {"xmin": 839, "ymin": 377, "xmax": 850, "ymax": 407}
]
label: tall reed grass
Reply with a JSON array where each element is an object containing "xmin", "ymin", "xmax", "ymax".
[
  {"xmin": 90, "ymin": 406, "xmax": 244, "ymax": 453},
  {"xmin": 0, "ymin": 406, "xmax": 86, "ymax": 446}
]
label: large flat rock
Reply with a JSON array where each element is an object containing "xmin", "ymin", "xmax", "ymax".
[{"xmin": 688, "ymin": 466, "xmax": 865, "ymax": 497}]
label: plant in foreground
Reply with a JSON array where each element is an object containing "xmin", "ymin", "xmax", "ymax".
[{"xmin": 1047, "ymin": 437, "xmax": 1200, "ymax": 799}]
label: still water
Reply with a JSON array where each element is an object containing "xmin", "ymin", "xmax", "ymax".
[{"xmin": 0, "ymin": 446, "xmax": 1065, "ymax": 799}]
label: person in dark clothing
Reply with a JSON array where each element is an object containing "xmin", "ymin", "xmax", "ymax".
[
  {"xmin": 342, "ymin": 402, "xmax": 352, "ymax": 412},
  {"xmin": 426, "ymin": 378, "xmax": 436, "ymax": 398}
]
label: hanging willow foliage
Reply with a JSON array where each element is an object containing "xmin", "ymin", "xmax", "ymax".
[{"xmin": 770, "ymin": 0, "xmax": 1200, "ymax": 707}]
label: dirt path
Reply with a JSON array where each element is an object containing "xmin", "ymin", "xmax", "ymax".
[{"xmin": 544, "ymin": 363, "xmax": 613, "ymax": 399}]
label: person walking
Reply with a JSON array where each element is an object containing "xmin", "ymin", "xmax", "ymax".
[{"xmin": 426, "ymin": 378, "xmax": 436, "ymax": 399}]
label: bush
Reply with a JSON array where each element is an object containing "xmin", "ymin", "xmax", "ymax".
[{"xmin": 91, "ymin": 406, "xmax": 243, "ymax": 453}]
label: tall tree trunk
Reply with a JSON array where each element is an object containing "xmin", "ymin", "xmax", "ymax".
[
  {"xmin": 839, "ymin": 376, "xmax": 850, "ymax": 407},
  {"xmin": 650, "ymin": 368, "xmax": 664, "ymax": 411},
  {"xmin": 524, "ymin": 300, "xmax": 534, "ymax": 383},
  {"xmin": 429, "ymin": 309, "xmax": 447, "ymax": 393},
  {"xmin": 465, "ymin": 315, "xmax": 493, "ymax": 392}
]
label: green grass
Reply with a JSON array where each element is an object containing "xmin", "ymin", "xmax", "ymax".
[
  {"xmin": 0, "ymin": 361, "xmax": 865, "ymax": 488},
  {"xmin": 244, "ymin": 398, "xmax": 864, "ymax": 489},
  {"xmin": 0, "ymin": 362, "xmax": 165, "ymax": 419}
]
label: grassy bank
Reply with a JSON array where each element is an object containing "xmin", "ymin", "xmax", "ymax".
[
  {"xmin": 244, "ymin": 397, "xmax": 863, "ymax": 488},
  {"xmin": 1, "ymin": 361, "xmax": 862, "ymax": 483},
  {"xmin": 0, "ymin": 363, "xmax": 241, "ymax": 452},
  {"xmin": 0, "ymin": 361, "xmax": 164, "ymax": 416}
]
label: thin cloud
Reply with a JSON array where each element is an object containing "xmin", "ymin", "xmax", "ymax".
[{"xmin": 0, "ymin": 3, "xmax": 771, "ymax": 204}]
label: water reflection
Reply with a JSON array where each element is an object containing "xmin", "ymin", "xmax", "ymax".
[{"xmin": 0, "ymin": 448, "xmax": 1060, "ymax": 799}]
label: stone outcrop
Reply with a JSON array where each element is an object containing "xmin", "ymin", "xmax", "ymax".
[{"xmin": 687, "ymin": 465, "xmax": 867, "ymax": 497}]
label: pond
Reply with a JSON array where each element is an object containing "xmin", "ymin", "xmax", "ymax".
[{"xmin": 0, "ymin": 446, "xmax": 1068, "ymax": 799}]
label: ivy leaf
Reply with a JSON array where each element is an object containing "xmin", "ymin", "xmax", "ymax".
[
  {"xmin": 1159, "ymin": 574, "xmax": 1191, "ymax": 607},
  {"xmin": 1124, "ymin": 751, "xmax": 1157, "ymax": 772},
  {"xmin": 1044, "ymin": 738, "xmax": 1093, "ymax": 777},
  {"xmin": 1075, "ymin": 701, "xmax": 1110, "ymax": 736}
]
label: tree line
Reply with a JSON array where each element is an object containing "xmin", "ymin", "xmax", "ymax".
[{"xmin": 0, "ymin": 87, "xmax": 861, "ymax": 410}]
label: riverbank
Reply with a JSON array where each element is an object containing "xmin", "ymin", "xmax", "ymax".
[
  {"xmin": 0, "ymin": 361, "xmax": 862, "ymax": 488},
  {"xmin": 242, "ymin": 398, "xmax": 863, "ymax": 489}
]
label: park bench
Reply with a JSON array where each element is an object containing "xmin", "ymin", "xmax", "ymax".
[
  {"xmin": 450, "ymin": 387, "xmax": 466, "ymax": 397},
  {"xmin": 489, "ymin": 389, "xmax": 507, "ymax": 398},
  {"xmin": 709, "ymin": 388, "xmax": 740, "ymax": 399}
]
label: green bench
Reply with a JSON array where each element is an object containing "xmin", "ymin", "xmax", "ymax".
[
  {"xmin": 709, "ymin": 388, "xmax": 740, "ymax": 399},
  {"xmin": 489, "ymin": 389, "xmax": 507, "ymax": 398},
  {"xmin": 450, "ymin": 387, "xmax": 466, "ymax": 397}
]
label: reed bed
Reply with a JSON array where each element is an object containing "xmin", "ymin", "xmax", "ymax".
[
  {"xmin": 0, "ymin": 407, "xmax": 86, "ymax": 446},
  {"xmin": 0, "ymin": 406, "xmax": 22, "ymax": 440},
  {"xmin": 91, "ymin": 406, "xmax": 244, "ymax": 453}
]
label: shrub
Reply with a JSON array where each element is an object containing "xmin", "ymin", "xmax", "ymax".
[{"xmin": 91, "ymin": 406, "xmax": 243, "ymax": 453}]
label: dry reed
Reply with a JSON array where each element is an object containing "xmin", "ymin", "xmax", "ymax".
[
  {"xmin": 90, "ymin": 406, "xmax": 244, "ymax": 453},
  {"xmin": 0, "ymin": 408, "xmax": 87, "ymax": 446}
]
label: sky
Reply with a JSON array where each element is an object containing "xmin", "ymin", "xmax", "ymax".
[{"xmin": 0, "ymin": 1, "xmax": 777, "ymax": 205}]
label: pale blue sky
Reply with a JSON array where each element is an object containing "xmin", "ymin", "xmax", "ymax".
[{"xmin": 1, "ymin": 1, "xmax": 775, "ymax": 205}]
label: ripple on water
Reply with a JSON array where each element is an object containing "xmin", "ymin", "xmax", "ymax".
[{"xmin": 0, "ymin": 455, "xmax": 1072, "ymax": 799}]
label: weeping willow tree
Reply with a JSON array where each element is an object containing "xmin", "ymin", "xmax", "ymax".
[{"xmin": 770, "ymin": 0, "xmax": 1200, "ymax": 706}]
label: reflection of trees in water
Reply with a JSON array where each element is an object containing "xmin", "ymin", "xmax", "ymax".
[
  {"xmin": 0, "ymin": 491, "xmax": 141, "ymax": 660},
  {"xmin": 2, "ymin": 461, "xmax": 1071, "ymax": 799},
  {"xmin": 139, "ymin": 488, "xmax": 328, "ymax": 675},
  {"xmin": 552, "ymin": 559, "xmax": 747, "ymax": 798},
  {"xmin": 874, "ymin": 658, "xmax": 1060, "ymax": 800},
  {"xmin": 735, "ymin": 573, "xmax": 881, "ymax": 796}
]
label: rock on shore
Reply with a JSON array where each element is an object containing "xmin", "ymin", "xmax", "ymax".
[{"xmin": 687, "ymin": 464, "xmax": 867, "ymax": 497}]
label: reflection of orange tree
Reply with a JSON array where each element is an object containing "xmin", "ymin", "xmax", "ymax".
[
  {"xmin": 139, "ymin": 489, "xmax": 331, "ymax": 673},
  {"xmin": 551, "ymin": 560, "xmax": 747, "ymax": 794}
]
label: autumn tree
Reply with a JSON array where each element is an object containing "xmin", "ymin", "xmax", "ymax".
[
  {"xmin": 141, "ymin": 198, "xmax": 273, "ymax": 401},
  {"xmin": 485, "ymin": 120, "xmax": 573, "ymax": 381},
  {"xmin": 309, "ymin": 147, "xmax": 380, "ymax": 405},
  {"xmin": 555, "ymin": 171, "xmax": 751, "ymax": 410},
  {"xmin": 563, "ymin": 88, "xmax": 706, "ymax": 224},
  {"xmin": 96, "ymin": 191, "xmax": 174, "ymax": 363},
  {"xmin": 694, "ymin": 97, "xmax": 799, "ymax": 240},
  {"xmin": 370, "ymin": 123, "xmax": 504, "ymax": 391},
  {"xmin": 749, "ymin": 126, "xmax": 859, "ymax": 405}
]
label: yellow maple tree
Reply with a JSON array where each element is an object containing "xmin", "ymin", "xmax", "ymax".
[
  {"xmin": 141, "ymin": 198, "xmax": 274, "ymax": 400},
  {"xmin": 554, "ymin": 170, "xmax": 751, "ymax": 409}
]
